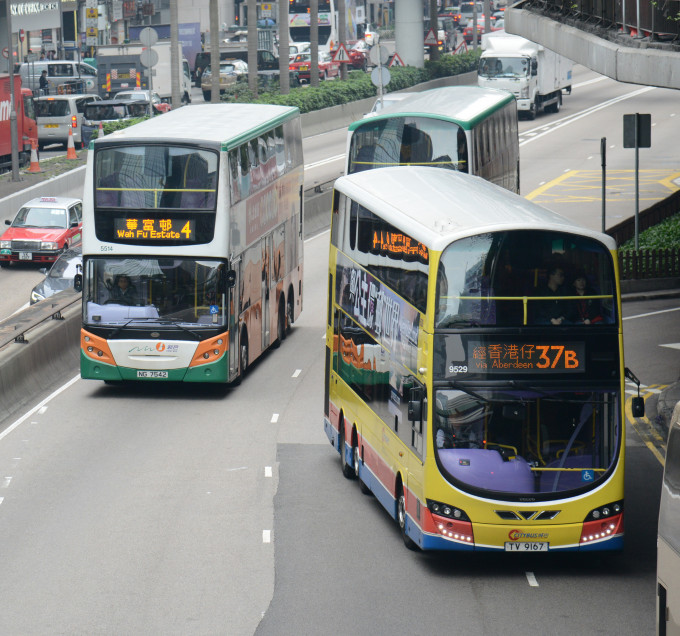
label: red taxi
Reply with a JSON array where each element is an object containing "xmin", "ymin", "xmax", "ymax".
[
  {"xmin": 289, "ymin": 51, "xmax": 340, "ymax": 82},
  {"xmin": 0, "ymin": 196, "xmax": 83, "ymax": 267}
]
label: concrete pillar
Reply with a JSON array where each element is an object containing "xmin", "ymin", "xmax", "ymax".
[{"xmin": 395, "ymin": 0, "xmax": 424, "ymax": 68}]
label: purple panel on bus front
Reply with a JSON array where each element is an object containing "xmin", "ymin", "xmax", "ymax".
[{"xmin": 438, "ymin": 448, "xmax": 534, "ymax": 492}]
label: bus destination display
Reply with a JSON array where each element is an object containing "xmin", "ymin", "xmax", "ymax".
[
  {"xmin": 114, "ymin": 218, "xmax": 196, "ymax": 241},
  {"xmin": 450, "ymin": 341, "xmax": 586, "ymax": 375}
]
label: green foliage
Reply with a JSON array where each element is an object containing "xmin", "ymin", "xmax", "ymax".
[
  {"xmin": 620, "ymin": 214, "xmax": 680, "ymax": 251},
  {"xmin": 218, "ymin": 50, "xmax": 482, "ymax": 114}
]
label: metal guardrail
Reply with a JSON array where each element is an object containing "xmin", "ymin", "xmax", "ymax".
[{"xmin": 0, "ymin": 289, "xmax": 80, "ymax": 351}]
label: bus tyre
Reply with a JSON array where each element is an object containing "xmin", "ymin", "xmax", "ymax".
[
  {"xmin": 286, "ymin": 293, "xmax": 294, "ymax": 334},
  {"xmin": 353, "ymin": 437, "xmax": 371, "ymax": 495},
  {"xmin": 397, "ymin": 485, "xmax": 419, "ymax": 551},
  {"xmin": 528, "ymin": 100, "xmax": 537, "ymax": 120},
  {"xmin": 340, "ymin": 419, "xmax": 354, "ymax": 479},
  {"xmin": 274, "ymin": 300, "xmax": 286, "ymax": 347},
  {"xmin": 240, "ymin": 328, "xmax": 248, "ymax": 376}
]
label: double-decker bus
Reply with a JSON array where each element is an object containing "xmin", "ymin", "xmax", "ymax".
[
  {"xmin": 288, "ymin": 0, "xmax": 359, "ymax": 53},
  {"xmin": 346, "ymin": 86, "xmax": 520, "ymax": 193},
  {"xmin": 324, "ymin": 165, "xmax": 644, "ymax": 551},
  {"xmin": 658, "ymin": 406, "xmax": 680, "ymax": 634},
  {"xmin": 78, "ymin": 104, "xmax": 304, "ymax": 383}
]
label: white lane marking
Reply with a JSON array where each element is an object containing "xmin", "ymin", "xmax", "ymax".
[
  {"xmin": 519, "ymin": 86, "xmax": 655, "ymax": 147},
  {"xmin": 225, "ymin": 466, "xmax": 248, "ymax": 472},
  {"xmin": 660, "ymin": 343, "xmax": 680, "ymax": 350},
  {"xmin": 0, "ymin": 374, "xmax": 80, "ymax": 444},
  {"xmin": 38, "ymin": 406, "xmax": 47, "ymax": 415},
  {"xmin": 623, "ymin": 307, "xmax": 680, "ymax": 321},
  {"xmin": 271, "ymin": 413, "xmax": 279, "ymax": 423},
  {"xmin": 305, "ymin": 154, "xmax": 345, "ymax": 170},
  {"xmin": 526, "ymin": 572, "xmax": 539, "ymax": 587},
  {"xmin": 0, "ymin": 497, "xmax": 3, "ymax": 506},
  {"xmin": 2, "ymin": 477, "xmax": 11, "ymax": 488},
  {"xmin": 265, "ymin": 466, "xmax": 273, "ymax": 477},
  {"xmin": 292, "ymin": 369, "xmax": 302, "ymax": 378},
  {"xmin": 263, "ymin": 530, "xmax": 271, "ymax": 543}
]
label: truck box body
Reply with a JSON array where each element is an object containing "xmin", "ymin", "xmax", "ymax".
[
  {"xmin": 96, "ymin": 41, "xmax": 191, "ymax": 104},
  {"xmin": 0, "ymin": 74, "xmax": 37, "ymax": 170},
  {"xmin": 478, "ymin": 32, "xmax": 572, "ymax": 118}
]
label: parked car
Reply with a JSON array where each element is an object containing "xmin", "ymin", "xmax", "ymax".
[
  {"xmin": 289, "ymin": 51, "xmax": 340, "ymax": 82},
  {"xmin": 0, "ymin": 196, "xmax": 83, "ymax": 267},
  {"xmin": 30, "ymin": 244, "xmax": 82, "ymax": 304},
  {"xmin": 331, "ymin": 41, "xmax": 368, "ymax": 70},
  {"xmin": 439, "ymin": 8, "xmax": 462, "ymax": 30},
  {"xmin": 113, "ymin": 89, "xmax": 171, "ymax": 113},
  {"xmin": 81, "ymin": 99, "xmax": 152, "ymax": 143},
  {"xmin": 34, "ymin": 93, "xmax": 101, "ymax": 150},
  {"xmin": 201, "ymin": 59, "xmax": 248, "ymax": 101}
]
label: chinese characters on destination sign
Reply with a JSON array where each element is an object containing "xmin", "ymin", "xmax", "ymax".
[
  {"xmin": 114, "ymin": 218, "xmax": 195, "ymax": 241},
  {"xmin": 457, "ymin": 341, "xmax": 586, "ymax": 374}
]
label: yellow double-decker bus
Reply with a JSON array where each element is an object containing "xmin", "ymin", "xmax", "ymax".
[{"xmin": 324, "ymin": 166, "xmax": 644, "ymax": 551}]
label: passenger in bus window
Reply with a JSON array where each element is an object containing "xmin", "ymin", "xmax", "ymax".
[
  {"xmin": 567, "ymin": 270, "xmax": 603, "ymax": 324},
  {"xmin": 535, "ymin": 264, "xmax": 568, "ymax": 325}
]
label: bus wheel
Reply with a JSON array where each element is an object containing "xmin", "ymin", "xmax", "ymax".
[
  {"xmin": 340, "ymin": 419, "xmax": 354, "ymax": 479},
  {"xmin": 286, "ymin": 293, "xmax": 294, "ymax": 334},
  {"xmin": 353, "ymin": 436, "xmax": 371, "ymax": 495},
  {"xmin": 397, "ymin": 484, "xmax": 419, "ymax": 551},
  {"xmin": 240, "ymin": 328, "xmax": 249, "ymax": 375}
]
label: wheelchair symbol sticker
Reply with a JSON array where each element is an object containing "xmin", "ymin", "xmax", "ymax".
[
  {"xmin": 210, "ymin": 305, "xmax": 219, "ymax": 314},
  {"xmin": 581, "ymin": 470, "xmax": 595, "ymax": 482}
]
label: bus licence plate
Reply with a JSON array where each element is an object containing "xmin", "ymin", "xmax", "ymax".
[
  {"xmin": 137, "ymin": 370, "xmax": 169, "ymax": 378},
  {"xmin": 505, "ymin": 542, "xmax": 549, "ymax": 552},
  {"xmin": 19, "ymin": 252, "xmax": 32, "ymax": 260}
]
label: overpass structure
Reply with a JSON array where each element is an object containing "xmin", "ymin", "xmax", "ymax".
[{"xmin": 504, "ymin": 0, "xmax": 680, "ymax": 90}]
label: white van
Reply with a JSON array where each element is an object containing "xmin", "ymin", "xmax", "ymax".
[
  {"xmin": 34, "ymin": 94, "xmax": 102, "ymax": 149},
  {"xmin": 18, "ymin": 60, "xmax": 98, "ymax": 96}
]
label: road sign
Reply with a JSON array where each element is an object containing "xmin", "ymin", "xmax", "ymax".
[
  {"xmin": 371, "ymin": 66, "xmax": 390, "ymax": 88},
  {"xmin": 369, "ymin": 43, "xmax": 389, "ymax": 66},
  {"xmin": 140, "ymin": 48, "xmax": 159, "ymax": 68},
  {"xmin": 623, "ymin": 113, "xmax": 651, "ymax": 148},
  {"xmin": 388, "ymin": 53, "xmax": 404, "ymax": 67},
  {"xmin": 1, "ymin": 48, "xmax": 8, "ymax": 59},
  {"xmin": 424, "ymin": 28, "xmax": 437, "ymax": 46},
  {"xmin": 333, "ymin": 42, "xmax": 351, "ymax": 63},
  {"xmin": 139, "ymin": 27, "xmax": 159, "ymax": 48}
]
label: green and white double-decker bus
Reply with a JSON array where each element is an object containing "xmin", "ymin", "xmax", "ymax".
[
  {"xmin": 79, "ymin": 103, "xmax": 304, "ymax": 383},
  {"xmin": 346, "ymin": 86, "xmax": 520, "ymax": 193}
]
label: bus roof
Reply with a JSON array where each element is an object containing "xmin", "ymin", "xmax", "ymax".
[
  {"xmin": 334, "ymin": 167, "xmax": 616, "ymax": 252},
  {"xmin": 348, "ymin": 86, "xmax": 516, "ymax": 132},
  {"xmin": 98, "ymin": 103, "xmax": 300, "ymax": 150}
]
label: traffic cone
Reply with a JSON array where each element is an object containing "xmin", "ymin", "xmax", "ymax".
[
  {"xmin": 98, "ymin": 121, "xmax": 104, "ymax": 138},
  {"xmin": 66, "ymin": 127, "xmax": 78, "ymax": 160},
  {"xmin": 27, "ymin": 138, "xmax": 41, "ymax": 173}
]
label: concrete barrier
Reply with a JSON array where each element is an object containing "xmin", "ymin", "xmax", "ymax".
[{"xmin": 0, "ymin": 297, "xmax": 81, "ymax": 423}]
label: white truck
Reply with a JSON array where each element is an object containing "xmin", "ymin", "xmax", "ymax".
[
  {"xmin": 477, "ymin": 32, "xmax": 572, "ymax": 119},
  {"xmin": 96, "ymin": 41, "xmax": 192, "ymax": 105}
]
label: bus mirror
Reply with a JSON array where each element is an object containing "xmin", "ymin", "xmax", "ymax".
[
  {"xmin": 408, "ymin": 399, "xmax": 422, "ymax": 422},
  {"xmin": 631, "ymin": 396, "xmax": 645, "ymax": 418},
  {"xmin": 224, "ymin": 269, "xmax": 236, "ymax": 288},
  {"xmin": 74, "ymin": 273, "xmax": 83, "ymax": 292}
]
